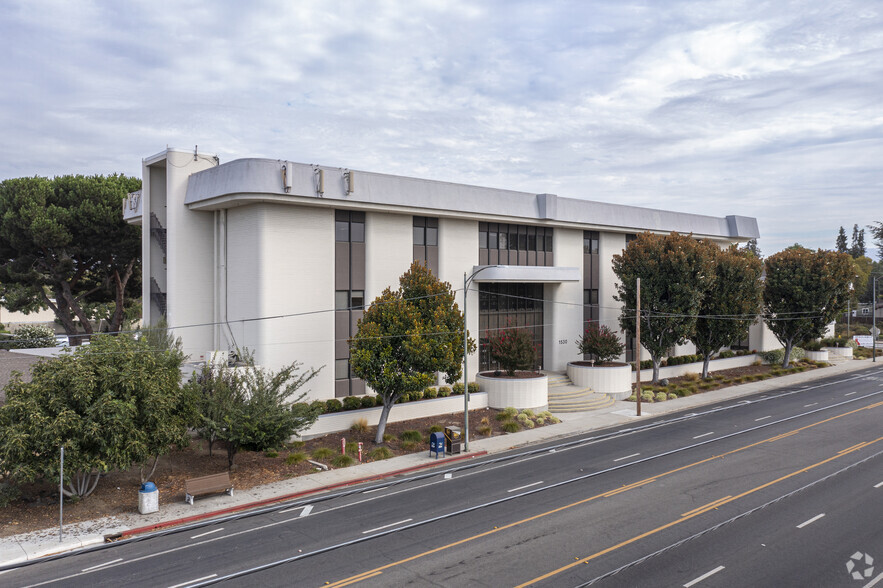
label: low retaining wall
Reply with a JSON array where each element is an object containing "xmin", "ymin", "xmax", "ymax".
[
  {"xmin": 298, "ymin": 392, "xmax": 488, "ymax": 439},
  {"xmin": 823, "ymin": 346, "xmax": 853, "ymax": 359},
  {"xmin": 631, "ymin": 354, "xmax": 759, "ymax": 383},
  {"xmin": 805, "ymin": 350, "xmax": 830, "ymax": 361},
  {"xmin": 567, "ymin": 363, "xmax": 631, "ymax": 400},
  {"xmin": 476, "ymin": 373, "xmax": 548, "ymax": 410}
]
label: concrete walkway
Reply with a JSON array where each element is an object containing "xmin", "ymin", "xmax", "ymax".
[{"xmin": 1, "ymin": 359, "xmax": 878, "ymax": 568}]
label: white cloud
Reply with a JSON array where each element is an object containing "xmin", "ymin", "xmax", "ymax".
[{"xmin": 0, "ymin": 0, "xmax": 882, "ymax": 255}]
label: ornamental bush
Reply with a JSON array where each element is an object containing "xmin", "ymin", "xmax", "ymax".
[
  {"xmin": 487, "ymin": 326, "xmax": 539, "ymax": 376},
  {"xmin": 575, "ymin": 323, "xmax": 625, "ymax": 363},
  {"xmin": 10, "ymin": 324, "xmax": 56, "ymax": 349}
]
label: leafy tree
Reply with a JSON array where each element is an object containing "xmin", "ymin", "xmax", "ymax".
[
  {"xmin": 763, "ymin": 247, "xmax": 853, "ymax": 367},
  {"xmin": 9, "ymin": 324, "xmax": 56, "ymax": 349},
  {"xmin": 742, "ymin": 238, "xmax": 762, "ymax": 260},
  {"xmin": 613, "ymin": 232, "xmax": 717, "ymax": 383},
  {"xmin": 187, "ymin": 352, "xmax": 321, "ymax": 468},
  {"xmin": 869, "ymin": 222, "xmax": 883, "ymax": 261},
  {"xmin": 836, "ymin": 226, "xmax": 848, "ymax": 254},
  {"xmin": 576, "ymin": 323, "xmax": 625, "ymax": 364},
  {"xmin": 852, "ymin": 256, "xmax": 872, "ymax": 303},
  {"xmin": 0, "ymin": 174, "xmax": 142, "ymax": 343},
  {"xmin": 350, "ymin": 261, "xmax": 473, "ymax": 444},
  {"xmin": 487, "ymin": 324, "xmax": 539, "ymax": 375},
  {"xmin": 691, "ymin": 246, "xmax": 763, "ymax": 378},
  {"xmin": 0, "ymin": 333, "xmax": 191, "ymax": 498}
]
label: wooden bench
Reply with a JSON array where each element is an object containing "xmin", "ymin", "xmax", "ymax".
[{"xmin": 184, "ymin": 472, "xmax": 234, "ymax": 505}]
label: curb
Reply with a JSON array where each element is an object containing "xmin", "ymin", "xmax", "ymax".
[{"xmin": 119, "ymin": 450, "xmax": 488, "ymax": 539}]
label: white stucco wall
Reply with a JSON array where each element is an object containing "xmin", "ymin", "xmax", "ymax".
[
  {"xmin": 545, "ymin": 227, "xmax": 583, "ymax": 371},
  {"xmin": 365, "ymin": 211, "xmax": 412, "ymax": 302},
  {"xmin": 225, "ymin": 203, "xmax": 335, "ymax": 400},
  {"xmin": 598, "ymin": 232, "xmax": 626, "ymax": 359},
  {"xmin": 438, "ymin": 218, "xmax": 479, "ymax": 382}
]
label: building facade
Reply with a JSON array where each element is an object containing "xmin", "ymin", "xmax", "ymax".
[{"xmin": 125, "ymin": 148, "xmax": 762, "ymax": 401}]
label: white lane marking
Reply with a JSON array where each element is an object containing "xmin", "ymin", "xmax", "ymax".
[
  {"xmin": 507, "ymin": 481, "xmax": 543, "ymax": 493},
  {"xmin": 804, "ymin": 403, "xmax": 818, "ymax": 407},
  {"xmin": 693, "ymin": 432, "xmax": 714, "ymax": 439},
  {"xmin": 614, "ymin": 453, "xmax": 640, "ymax": 462},
  {"xmin": 796, "ymin": 513, "xmax": 825, "ymax": 529},
  {"xmin": 865, "ymin": 571, "xmax": 883, "ymax": 588},
  {"xmin": 874, "ymin": 481, "xmax": 883, "ymax": 488},
  {"xmin": 754, "ymin": 415, "xmax": 771, "ymax": 421},
  {"xmin": 299, "ymin": 504, "xmax": 313, "ymax": 517},
  {"xmin": 362, "ymin": 518, "xmax": 413, "ymax": 535},
  {"xmin": 82, "ymin": 558, "xmax": 123, "ymax": 572},
  {"xmin": 190, "ymin": 528, "xmax": 224, "ymax": 539},
  {"xmin": 168, "ymin": 574, "xmax": 217, "ymax": 588},
  {"xmin": 361, "ymin": 487, "xmax": 386, "ymax": 494},
  {"xmin": 845, "ymin": 391, "xmax": 857, "ymax": 396},
  {"xmin": 684, "ymin": 565, "xmax": 725, "ymax": 587},
  {"xmin": 444, "ymin": 473, "xmax": 452, "ymax": 479}
]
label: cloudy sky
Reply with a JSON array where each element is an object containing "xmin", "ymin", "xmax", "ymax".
[{"xmin": 1, "ymin": 0, "xmax": 881, "ymax": 255}]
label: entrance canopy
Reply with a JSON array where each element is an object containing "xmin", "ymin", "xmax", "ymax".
[{"xmin": 470, "ymin": 265, "xmax": 580, "ymax": 283}]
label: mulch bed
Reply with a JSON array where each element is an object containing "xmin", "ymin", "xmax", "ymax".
[{"xmin": 0, "ymin": 408, "xmax": 531, "ymax": 537}]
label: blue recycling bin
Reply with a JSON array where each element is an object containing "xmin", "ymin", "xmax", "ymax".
[{"xmin": 429, "ymin": 432, "xmax": 445, "ymax": 458}]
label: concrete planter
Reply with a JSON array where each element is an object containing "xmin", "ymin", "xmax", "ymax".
[
  {"xmin": 823, "ymin": 346, "xmax": 853, "ymax": 359},
  {"xmin": 805, "ymin": 350, "xmax": 829, "ymax": 361},
  {"xmin": 297, "ymin": 392, "xmax": 488, "ymax": 440},
  {"xmin": 476, "ymin": 373, "xmax": 548, "ymax": 410},
  {"xmin": 566, "ymin": 362, "xmax": 632, "ymax": 400}
]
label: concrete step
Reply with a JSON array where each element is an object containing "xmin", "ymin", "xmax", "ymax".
[{"xmin": 549, "ymin": 395, "xmax": 614, "ymax": 412}]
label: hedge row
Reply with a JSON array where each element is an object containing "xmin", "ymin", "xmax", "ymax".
[{"xmin": 296, "ymin": 382, "xmax": 481, "ymax": 416}]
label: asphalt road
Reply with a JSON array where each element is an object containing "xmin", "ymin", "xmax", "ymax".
[{"xmin": 5, "ymin": 365, "xmax": 883, "ymax": 588}]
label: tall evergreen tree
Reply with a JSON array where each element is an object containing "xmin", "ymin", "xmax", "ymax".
[
  {"xmin": 870, "ymin": 222, "xmax": 883, "ymax": 261},
  {"xmin": 850, "ymin": 224, "xmax": 866, "ymax": 258},
  {"xmin": 836, "ymin": 226, "xmax": 848, "ymax": 253}
]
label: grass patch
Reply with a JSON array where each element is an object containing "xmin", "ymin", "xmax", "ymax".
[
  {"xmin": 428, "ymin": 424, "xmax": 444, "ymax": 434},
  {"xmin": 369, "ymin": 446, "xmax": 393, "ymax": 460},
  {"xmin": 477, "ymin": 425, "xmax": 493, "ymax": 436},
  {"xmin": 311, "ymin": 447, "xmax": 336, "ymax": 460},
  {"xmin": 401, "ymin": 440, "xmax": 418, "ymax": 451},
  {"xmin": 350, "ymin": 418, "xmax": 369, "ymax": 433},
  {"xmin": 502, "ymin": 421, "xmax": 521, "ymax": 433},
  {"xmin": 285, "ymin": 452, "xmax": 307, "ymax": 465},
  {"xmin": 264, "ymin": 450, "xmax": 279, "ymax": 458},
  {"xmin": 399, "ymin": 430, "xmax": 423, "ymax": 443},
  {"xmin": 331, "ymin": 454, "xmax": 356, "ymax": 468}
]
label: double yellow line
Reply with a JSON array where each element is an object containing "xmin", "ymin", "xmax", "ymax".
[{"xmin": 325, "ymin": 401, "xmax": 883, "ymax": 587}]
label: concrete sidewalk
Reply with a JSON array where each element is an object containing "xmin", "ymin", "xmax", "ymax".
[{"xmin": 1, "ymin": 359, "xmax": 878, "ymax": 567}]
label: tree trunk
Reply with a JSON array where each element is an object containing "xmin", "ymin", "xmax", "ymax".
[
  {"xmin": 374, "ymin": 398, "xmax": 394, "ymax": 444},
  {"xmin": 701, "ymin": 354, "xmax": 711, "ymax": 379},
  {"xmin": 782, "ymin": 339, "xmax": 793, "ymax": 368},
  {"xmin": 651, "ymin": 357, "xmax": 661, "ymax": 383},
  {"xmin": 109, "ymin": 260, "xmax": 135, "ymax": 334},
  {"xmin": 226, "ymin": 442, "xmax": 237, "ymax": 470},
  {"xmin": 140, "ymin": 455, "xmax": 160, "ymax": 483}
]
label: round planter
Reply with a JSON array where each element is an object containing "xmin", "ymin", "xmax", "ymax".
[
  {"xmin": 823, "ymin": 346, "xmax": 853, "ymax": 359},
  {"xmin": 566, "ymin": 362, "xmax": 632, "ymax": 400},
  {"xmin": 476, "ymin": 372, "xmax": 548, "ymax": 410},
  {"xmin": 805, "ymin": 349, "xmax": 829, "ymax": 361}
]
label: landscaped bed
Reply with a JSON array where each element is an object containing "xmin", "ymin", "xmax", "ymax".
[{"xmin": 0, "ymin": 407, "xmax": 557, "ymax": 537}]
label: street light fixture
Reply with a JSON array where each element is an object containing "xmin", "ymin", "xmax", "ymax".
[{"xmin": 463, "ymin": 265, "xmax": 503, "ymax": 451}]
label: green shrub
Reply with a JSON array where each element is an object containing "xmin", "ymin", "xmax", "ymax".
[
  {"xmin": 345, "ymin": 441, "xmax": 359, "ymax": 454},
  {"xmin": 331, "ymin": 454, "xmax": 356, "ymax": 468},
  {"xmin": 548, "ymin": 416, "xmax": 560, "ymax": 424},
  {"xmin": 538, "ymin": 411, "xmax": 553, "ymax": 419},
  {"xmin": 399, "ymin": 430, "xmax": 423, "ymax": 443},
  {"xmin": 343, "ymin": 396, "xmax": 362, "ymax": 411},
  {"xmin": 521, "ymin": 409, "xmax": 535, "ymax": 418},
  {"xmin": 681, "ymin": 390, "xmax": 692, "ymax": 397},
  {"xmin": 410, "ymin": 389, "xmax": 424, "ymax": 401},
  {"xmin": 502, "ymin": 421, "xmax": 521, "ymax": 433},
  {"xmin": 627, "ymin": 394, "xmax": 637, "ymax": 402},
  {"xmin": 576, "ymin": 323, "xmax": 625, "ymax": 363},
  {"xmin": 452, "ymin": 383, "xmax": 465, "ymax": 395},
  {"xmin": 655, "ymin": 392, "xmax": 667, "ymax": 402},
  {"xmin": 309, "ymin": 400, "xmax": 327, "ymax": 415},
  {"xmin": 288, "ymin": 440, "xmax": 305, "ymax": 449},
  {"xmin": 668, "ymin": 393, "xmax": 678, "ymax": 400},
  {"xmin": 487, "ymin": 325, "xmax": 539, "ymax": 376},
  {"xmin": 717, "ymin": 350, "xmax": 735, "ymax": 359},
  {"xmin": 523, "ymin": 419, "xmax": 535, "ymax": 429},
  {"xmin": 536, "ymin": 417, "xmax": 545, "ymax": 426},
  {"xmin": 264, "ymin": 450, "xmax": 279, "ymax": 458},
  {"xmin": 501, "ymin": 407, "xmax": 518, "ymax": 418},
  {"xmin": 311, "ymin": 447, "xmax": 336, "ymax": 460},
  {"xmin": 424, "ymin": 387, "xmax": 438, "ymax": 399},
  {"xmin": 641, "ymin": 392, "xmax": 654, "ymax": 403},
  {"xmin": 428, "ymin": 424, "xmax": 443, "ymax": 434},
  {"xmin": 383, "ymin": 433, "xmax": 393, "ymax": 442},
  {"xmin": 438, "ymin": 386, "xmax": 452, "ymax": 397},
  {"xmin": 682, "ymin": 372, "xmax": 700, "ymax": 382},
  {"xmin": 10, "ymin": 324, "xmax": 56, "ymax": 349},
  {"xmin": 370, "ymin": 446, "xmax": 393, "ymax": 460},
  {"xmin": 285, "ymin": 452, "xmax": 307, "ymax": 465},
  {"xmin": 325, "ymin": 399, "xmax": 343, "ymax": 413},
  {"xmin": 516, "ymin": 413, "xmax": 529, "ymax": 423},
  {"xmin": 0, "ymin": 483, "xmax": 21, "ymax": 508},
  {"xmin": 467, "ymin": 382, "xmax": 480, "ymax": 394},
  {"xmin": 801, "ymin": 340, "xmax": 824, "ymax": 352},
  {"xmin": 401, "ymin": 440, "xmax": 417, "ymax": 451},
  {"xmin": 478, "ymin": 425, "xmax": 493, "ymax": 436},
  {"xmin": 360, "ymin": 395, "xmax": 376, "ymax": 409}
]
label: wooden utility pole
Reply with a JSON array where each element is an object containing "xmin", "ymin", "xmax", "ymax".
[{"xmin": 636, "ymin": 278, "xmax": 641, "ymax": 417}]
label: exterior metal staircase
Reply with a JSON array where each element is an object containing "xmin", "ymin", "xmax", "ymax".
[{"xmin": 546, "ymin": 372, "xmax": 614, "ymax": 413}]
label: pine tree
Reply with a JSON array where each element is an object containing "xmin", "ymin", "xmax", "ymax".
[{"xmin": 836, "ymin": 226, "xmax": 848, "ymax": 253}]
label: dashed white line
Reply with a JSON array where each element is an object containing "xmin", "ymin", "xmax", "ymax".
[
  {"xmin": 190, "ymin": 528, "xmax": 224, "ymax": 539},
  {"xmin": 684, "ymin": 565, "xmax": 725, "ymax": 587},
  {"xmin": 507, "ymin": 481, "xmax": 543, "ymax": 493},
  {"xmin": 845, "ymin": 391, "xmax": 857, "ymax": 396},
  {"xmin": 804, "ymin": 403, "xmax": 818, "ymax": 407},
  {"xmin": 614, "ymin": 453, "xmax": 640, "ymax": 462},
  {"xmin": 865, "ymin": 571, "xmax": 883, "ymax": 588},
  {"xmin": 693, "ymin": 432, "xmax": 714, "ymax": 439},
  {"xmin": 361, "ymin": 487, "xmax": 386, "ymax": 494},
  {"xmin": 755, "ymin": 415, "xmax": 771, "ymax": 421},
  {"xmin": 82, "ymin": 558, "xmax": 123, "ymax": 572},
  {"xmin": 168, "ymin": 574, "xmax": 217, "ymax": 588},
  {"xmin": 362, "ymin": 518, "xmax": 413, "ymax": 534},
  {"xmin": 796, "ymin": 513, "xmax": 825, "ymax": 529},
  {"xmin": 874, "ymin": 481, "xmax": 883, "ymax": 489}
]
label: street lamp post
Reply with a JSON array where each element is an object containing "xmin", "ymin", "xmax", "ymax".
[{"xmin": 463, "ymin": 265, "xmax": 502, "ymax": 452}]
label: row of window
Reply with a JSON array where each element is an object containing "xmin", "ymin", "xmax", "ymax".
[{"xmin": 480, "ymin": 222, "xmax": 553, "ymax": 253}]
